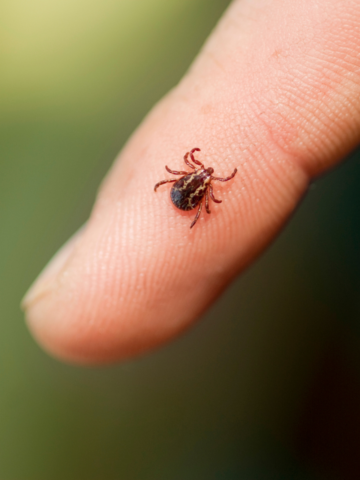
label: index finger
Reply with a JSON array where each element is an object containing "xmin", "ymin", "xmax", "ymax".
[{"xmin": 23, "ymin": 0, "xmax": 360, "ymax": 363}]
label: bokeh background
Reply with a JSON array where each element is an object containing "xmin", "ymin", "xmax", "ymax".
[{"xmin": 1, "ymin": 0, "xmax": 360, "ymax": 478}]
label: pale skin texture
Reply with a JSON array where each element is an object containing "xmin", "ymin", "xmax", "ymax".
[{"xmin": 23, "ymin": 0, "xmax": 360, "ymax": 364}]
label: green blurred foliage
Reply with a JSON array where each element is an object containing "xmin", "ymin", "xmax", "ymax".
[{"xmin": 1, "ymin": 0, "xmax": 360, "ymax": 478}]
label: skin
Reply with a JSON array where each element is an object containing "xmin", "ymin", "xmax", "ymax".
[{"xmin": 22, "ymin": 0, "xmax": 360, "ymax": 364}]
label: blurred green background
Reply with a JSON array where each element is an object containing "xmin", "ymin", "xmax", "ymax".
[{"xmin": 1, "ymin": 0, "xmax": 360, "ymax": 478}]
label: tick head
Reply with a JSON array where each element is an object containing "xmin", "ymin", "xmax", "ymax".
[{"xmin": 206, "ymin": 167, "xmax": 214, "ymax": 175}]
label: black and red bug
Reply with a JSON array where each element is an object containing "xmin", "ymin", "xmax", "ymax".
[{"xmin": 154, "ymin": 148, "xmax": 237, "ymax": 228}]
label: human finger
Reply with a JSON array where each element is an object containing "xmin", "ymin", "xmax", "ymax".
[{"xmin": 23, "ymin": 0, "xmax": 360, "ymax": 363}]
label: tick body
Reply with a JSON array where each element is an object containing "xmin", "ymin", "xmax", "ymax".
[{"xmin": 154, "ymin": 148, "xmax": 237, "ymax": 228}]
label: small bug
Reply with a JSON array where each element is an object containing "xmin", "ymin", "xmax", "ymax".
[{"xmin": 154, "ymin": 148, "xmax": 237, "ymax": 228}]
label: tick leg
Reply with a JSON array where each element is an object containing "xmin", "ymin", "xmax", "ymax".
[
  {"xmin": 211, "ymin": 168, "xmax": 237, "ymax": 182},
  {"xmin": 184, "ymin": 152, "xmax": 195, "ymax": 169},
  {"xmin": 154, "ymin": 179, "xmax": 177, "ymax": 192},
  {"xmin": 190, "ymin": 147, "xmax": 204, "ymax": 168},
  {"xmin": 205, "ymin": 187, "xmax": 211, "ymax": 214},
  {"xmin": 165, "ymin": 166, "xmax": 188, "ymax": 175},
  {"xmin": 190, "ymin": 200, "xmax": 203, "ymax": 229},
  {"xmin": 209, "ymin": 184, "xmax": 222, "ymax": 203}
]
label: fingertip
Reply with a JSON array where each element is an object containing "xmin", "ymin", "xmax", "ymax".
[
  {"xmin": 23, "ymin": 0, "xmax": 360, "ymax": 365},
  {"xmin": 21, "ymin": 227, "xmax": 85, "ymax": 311}
]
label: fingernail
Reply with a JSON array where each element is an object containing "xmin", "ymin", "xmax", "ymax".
[{"xmin": 21, "ymin": 226, "xmax": 85, "ymax": 311}]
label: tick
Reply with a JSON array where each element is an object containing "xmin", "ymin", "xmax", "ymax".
[{"xmin": 154, "ymin": 148, "xmax": 237, "ymax": 228}]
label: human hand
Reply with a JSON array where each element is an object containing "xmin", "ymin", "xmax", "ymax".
[{"xmin": 22, "ymin": 0, "xmax": 360, "ymax": 363}]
